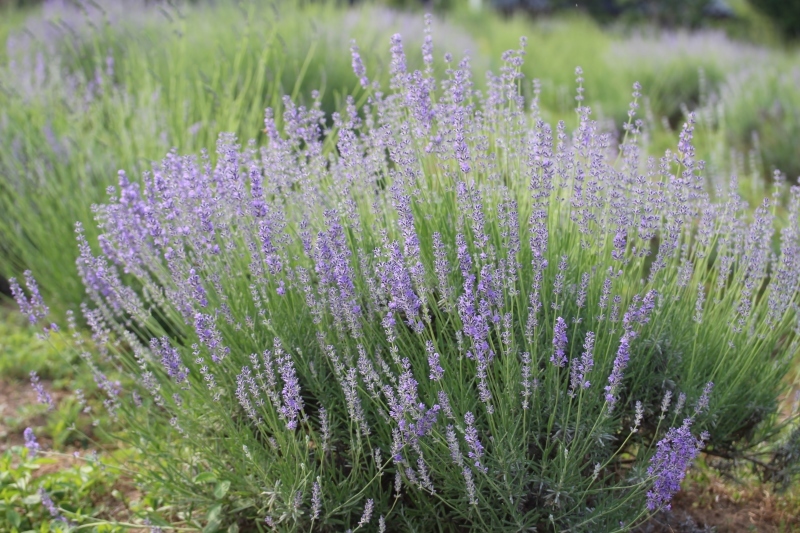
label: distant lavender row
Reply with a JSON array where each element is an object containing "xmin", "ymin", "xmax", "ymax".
[{"xmin": 12, "ymin": 18, "xmax": 800, "ymax": 532}]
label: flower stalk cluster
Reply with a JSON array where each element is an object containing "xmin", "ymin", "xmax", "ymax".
[{"xmin": 12, "ymin": 27, "xmax": 800, "ymax": 532}]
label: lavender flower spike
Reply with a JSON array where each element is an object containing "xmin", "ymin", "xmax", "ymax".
[
  {"xmin": 646, "ymin": 418, "xmax": 707, "ymax": 510},
  {"xmin": 350, "ymin": 40, "xmax": 369, "ymax": 88},
  {"xmin": 426, "ymin": 340, "xmax": 444, "ymax": 381},
  {"xmin": 463, "ymin": 412, "xmax": 487, "ymax": 472},
  {"xmin": 569, "ymin": 331, "xmax": 595, "ymax": 396},
  {"xmin": 358, "ymin": 498, "xmax": 374, "ymax": 528},
  {"xmin": 551, "ymin": 317, "xmax": 568, "ymax": 367},
  {"xmin": 40, "ymin": 488, "xmax": 71, "ymax": 526},
  {"xmin": 24, "ymin": 427, "xmax": 39, "ymax": 456},
  {"xmin": 277, "ymin": 345, "xmax": 304, "ymax": 430},
  {"xmin": 9, "ymin": 271, "xmax": 49, "ymax": 326},
  {"xmin": 604, "ymin": 331, "xmax": 635, "ymax": 413},
  {"xmin": 694, "ymin": 382, "xmax": 713, "ymax": 416},
  {"xmin": 30, "ymin": 371, "xmax": 55, "ymax": 410}
]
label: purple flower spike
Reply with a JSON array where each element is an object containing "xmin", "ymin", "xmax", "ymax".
[
  {"xmin": 646, "ymin": 418, "xmax": 707, "ymax": 510},
  {"xmin": 463, "ymin": 412, "xmax": 487, "ymax": 473},
  {"xmin": 350, "ymin": 40, "xmax": 369, "ymax": 88},
  {"xmin": 30, "ymin": 371, "xmax": 54, "ymax": 411},
  {"xmin": 694, "ymin": 382, "xmax": 713, "ymax": 415},
  {"xmin": 612, "ymin": 231, "xmax": 626, "ymax": 260},
  {"xmin": 277, "ymin": 346, "xmax": 304, "ymax": 430},
  {"xmin": 9, "ymin": 271, "xmax": 49, "ymax": 326},
  {"xmin": 551, "ymin": 317, "xmax": 568, "ymax": 367},
  {"xmin": 426, "ymin": 340, "xmax": 444, "ymax": 382},
  {"xmin": 604, "ymin": 331, "xmax": 635, "ymax": 412},
  {"xmin": 39, "ymin": 488, "xmax": 72, "ymax": 526},
  {"xmin": 569, "ymin": 331, "xmax": 595, "ymax": 395},
  {"xmin": 24, "ymin": 427, "xmax": 39, "ymax": 456}
]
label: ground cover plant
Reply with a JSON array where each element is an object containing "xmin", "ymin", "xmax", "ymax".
[{"xmin": 9, "ymin": 20, "xmax": 800, "ymax": 530}]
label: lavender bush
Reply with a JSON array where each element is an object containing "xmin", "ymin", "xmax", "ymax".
[{"xmin": 12, "ymin": 25, "xmax": 800, "ymax": 531}]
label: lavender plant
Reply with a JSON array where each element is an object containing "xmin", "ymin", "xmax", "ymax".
[{"xmin": 13, "ymin": 28, "xmax": 800, "ymax": 532}]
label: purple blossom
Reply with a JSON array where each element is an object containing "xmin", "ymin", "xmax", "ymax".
[
  {"xmin": 277, "ymin": 346, "xmax": 304, "ymax": 430},
  {"xmin": 30, "ymin": 371, "xmax": 54, "ymax": 411},
  {"xmin": 389, "ymin": 33, "xmax": 407, "ymax": 88},
  {"xmin": 462, "ymin": 465, "xmax": 478, "ymax": 505},
  {"xmin": 152, "ymin": 337, "xmax": 188, "ymax": 384},
  {"xmin": 311, "ymin": 480, "xmax": 322, "ymax": 520},
  {"xmin": 24, "ymin": 427, "xmax": 39, "ymax": 456},
  {"xmin": 551, "ymin": 317, "xmax": 568, "ymax": 367},
  {"xmin": 9, "ymin": 271, "xmax": 49, "ymax": 326},
  {"xmin": 520, "ymin": 352, "xmax": 533, "ymax": 410},
  {"xmin": 397, "ymin": 360, "xmax": 419, "ymax": 413},
  {"xmin": 193, "ymin": 312, "xmax": 227, "ymax": 362},
  {"xmin": 612, "ymin": 230, "xmax": 626, "ymax": 260},
  {"xmin": 446, "ymin": 425, "xmax": 464, "ymax": 466},
  {"xmin": 350, "ymin": 40, "xmax": 369, "ymax": 88},
  {"xmin": 646, "ymin": 418, "xmax": 707, "ymax": 510},
  {"xmin": 358, "ymin": 498, "xmax": 374, "ymax": 527},
  {"xmin": 552, "ymin": 255, "xmax": 567, "ymax": 301},
  {"xmin": 604, "ymin": 331, "xmax": 635, "ymax": 412},
  {"xmin": 624, "ymin": 289, "xmax": 658, "ymax": 329},
  {"xmin": 422, "ymin": 14, "xmax": 434, "ymax": 68},
  {"xmin": 39, "ymin": 489, "xmax": 71, "ymax": 526},
  {"xmin": 314, "ymin": 212, "xmax": 361, "ymax": 336},
  {"xmin": 694, "ymin": 382, "xmax": 713, "ymax": 415},
  {"xmin": 187, "ymin": 269, "xmax": 208, "ymax": 307},
  {"xmin": 379, "ymin": 241, "xmax": 423, "ymax": 333},
  {"xmin": 570, "ymin": 331, "xmax": 595, "ymax": 395},
  {"xmin": 463, "ymin": 412, "xmax": 487, "ymax": 472},
  {"xmin": 576, "ymin": 272, "xmax": 590, "ymax": 309},
  {"xmin": 414, "ymin": 404, "xmax": 440, "ymax": 437},
  {"xmin": 235, "ymin": 366, "xmax": 259, "ymax": 422},
  {"xmin": 432, "ymin": 232, "xmax": 452, "ymax": 307},
  {"xmin": 426, "ymin": 341, "xmax": 444, "ymax": 381}
]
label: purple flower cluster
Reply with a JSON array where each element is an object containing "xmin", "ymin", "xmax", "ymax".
[
  {"xmin": 551, "ymin": 317, "xmax": 568, "ymax": 367},
  {"xmin": 39, "ymin": 488, "xmax": 72, "ymax": 526},
  {"xmin": 24, "ymin": 427, "xmax": 39, "ymax": 456},
  {"xmin": 569, "ymin": 331, "xmax": 595, "ymax": 396},
  {"xmin": 426, "ymin": 341, "xmax": 444, "ymax": 382},
  {"xmin": 152, "ymin": 337, "xmax": 188, "ymax": 384},
  {"xmin": 646, "ymin": 419, "xmax": 708, "ymax": 510},
  {"xmin": 277, "ymin": 345, "xmax": 304, "ymax": 430},
  {"xmin": 604, "ymin": 332, "xmax": 634, "ymax": 412},
  {"xmin": 9, "ymin": 271, "xmax": 49, "ymax": 327},
  {"xmin": 463, "ymin": 412, "xmax": 487, "ymax": 473},
  {"xmin": 30, "ymin": 371, "xmax": 54, "ymax": 411}
]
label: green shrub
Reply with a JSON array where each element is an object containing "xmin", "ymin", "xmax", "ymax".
[{"xmin": 12, "ymin": 31, "xmax": 799, "ymax": 531}]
